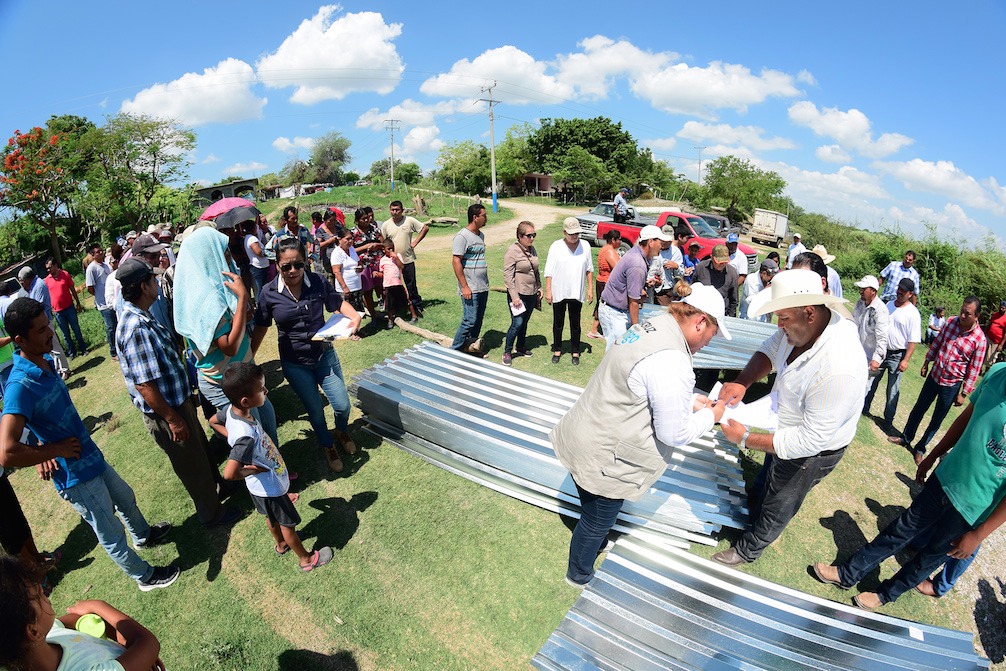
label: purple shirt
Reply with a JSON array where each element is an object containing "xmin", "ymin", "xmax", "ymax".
[{"xmin": 601, "ymin": 245, "xmax": 648, "ymax": 311}]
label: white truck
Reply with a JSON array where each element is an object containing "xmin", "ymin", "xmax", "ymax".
[{"xmin": 750, "ymin": 208, "xmax": 789, "ymax": 247}]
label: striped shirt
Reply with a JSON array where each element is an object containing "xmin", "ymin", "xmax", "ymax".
[
  {"xmin": 451, "ymin": 227, "xmax": 488, "ymax": 294},
  {"xmin": 879, "ymin": 261, "xmax": 920, "ymax": 301},
  {"xmin": 117, "ymin": 301, "xmax": 191, "ymax": 413},
  {"xmin": 925, "ymin": 316, "xmax": 987, "ymax": 395}
]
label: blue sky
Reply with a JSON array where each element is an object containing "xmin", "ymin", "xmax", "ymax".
[{"xmin": 2, "ymin": 1, "xmax": 1005, "ymax": 242}]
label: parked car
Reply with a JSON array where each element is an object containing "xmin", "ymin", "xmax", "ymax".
[
  {"xmin": 597, "ymin": 211, "xmax": 759, "ymax": 274},
  {"xmin": 576, "ymin": 202, "xmax": 657, "ymax": 246},
  {"xmin": 695, "ymin": 212, "xmax": 741, "ymax": 238}
]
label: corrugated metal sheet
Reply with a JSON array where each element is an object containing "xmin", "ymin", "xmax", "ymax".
[
  {"xmin": 350, "ymin": 343, "xmax": 749, "ymax": 547},
  {"xmin": 533, "ymin": 536, "xmax": 989, "ymax": 671},
  {"xmin": 639, "ymin": 304, "xmax": 776, "ymax": 370}
]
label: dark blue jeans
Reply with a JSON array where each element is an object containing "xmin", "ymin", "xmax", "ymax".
[
  {"xmin": 900, "ymin": 375, "xmax": 961, "ymax": 454},
  {"xmin": 451, "ymin": 291, "xmax": 488, "ymax": 350},
  {"xmin": 863, "ymin": 349, "xmax": 905, "ymax": 429},
  {"xmin": 837, "ymin": 476, "xmax": 972, "ymax": 604},
  {"xmin": 567, "ymin": 481, "xmax": 623, "ymax": 585},
  {"xmin": 98, "ymin": 307, "xmax": 117, "ymax": 357},
  {"xmin": 54, "ymin": 306, "xmax": 86, "ymax": 357},
  {"xmin": 504, "ymin": 293, "xmax": 537, "ymax": 354}
]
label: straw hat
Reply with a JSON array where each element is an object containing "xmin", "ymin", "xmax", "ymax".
[
  {"xmin": 751, "ymin": 269, "xmax": 848, "ymax": 318},
  {"xmin": 681, "ymin": 284, "xmax": 732, "ymax": 339},
  {"xmin": 811, "ymin": 244, "xmax": 836, "ymax": 264}
]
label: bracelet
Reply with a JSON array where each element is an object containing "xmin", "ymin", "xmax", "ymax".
[{"xmin": 739, "ymin": 430, "xmax": 750, "ymax": 450}]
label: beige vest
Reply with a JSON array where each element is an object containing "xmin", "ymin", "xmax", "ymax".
[{"xmin": 551, "ymin": 312, "xmax": 691, "ymax": 501}]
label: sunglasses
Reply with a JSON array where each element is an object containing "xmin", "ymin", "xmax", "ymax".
[
  {"xmin": 522, "ymin": 232, "xmax": 537, "ymax": 239},
  {"xmin": 280, "ymin": 261, "xmax": 306, "ymax": 272}
]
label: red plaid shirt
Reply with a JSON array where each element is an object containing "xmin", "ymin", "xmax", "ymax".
[{"xmin": 925, "ymin": 316, "xmax": 987, "ymax": 395}]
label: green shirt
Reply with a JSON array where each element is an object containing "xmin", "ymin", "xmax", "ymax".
[{"xmin": 936, "ymin": 362, "xmax": 1006, "ymax": 525}]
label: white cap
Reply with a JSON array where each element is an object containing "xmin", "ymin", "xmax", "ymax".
[
  {"xmin": 638, "ymin": 225, "xmax": 673, "ymax": 242},
  {"xmin": 681, "ymin": 284, "xmax": 732, "ymax": 340},
  {"xmin": 855, "ymin": 275, "xmax": 879, "ymax": 290}
]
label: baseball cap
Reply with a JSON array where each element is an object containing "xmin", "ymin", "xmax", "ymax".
[
  {"xmin": 792, "ymin": 232, "xmax": 801, "ymax": 239},
  {"xmin": 562, "ymin": 217, "xmax": 583, "ymax": 235},
  {"xmin": 760, "ymin": 259, "xmax": 779, "ymax": 274},
  {"xmin": 638, "ymin": 225, "xmax": 672, "ymax": 242},
  {"xmin": 116, "ymin": 258, "xmax": 154, "ymax": 286},
  {"xmin": 898, "ymin": 278, "xmax": 917, "ymax": 294},
  {"xmin": 711, "ymin": 244, "xmax": 730, "ymax": 262},
  {"xmin": 855, "ymin": 275, "xmax": 880, "ymax": 290},
  {"xmin": 132, "ymin": 233, "xmax": 168, "ymax": 256},
  {"xmin": 726, "ymin": 233, "xmax": 739, "ymax": 244}
]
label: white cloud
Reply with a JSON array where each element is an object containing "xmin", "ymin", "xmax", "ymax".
[
  {"xmin": 768, "ymin": 161, "xmax": 889, "ymax": 213},
  {"xmin": 644, "ymin": 137, "xmax": 677, "ymax": 152},
  {"xmin": 788, "ymin": 101, "xmax": 913, "ymax": 158},
  {"xmin": 796, "ymin": 70, "xmax": 817, "ymax": 86},
  {"xmin": 885, "ymin": 203, "xmax": 988, "ymax": 239},
  {"xmin": 98, "ymin": 97, "xmax": 108, "ymax": 109},
  {"xmin": 554, "ymin": 35, "xmax": 672, "ymax": 99},
  {"xmin": 121, "ymin": 58, "xmax": 265, "ymax": 126},
  {"xmin": 815, "ymin": 144, "xmax": 852, "ymax": 163},
  {"xmin": 676, "ymin": 121, "xmax": 796, "ymax": 151},
  {"xmin": 873, "ymin": 158, "xmax": 1005, "ymax": 215},
  {"xmin": 421, "ymin": 46, "xmax": 573, "ymax": 103},
  {"xmin": 632, "ymin": 62, "xmax": 801, "ymax": 119},
  {"xmin": 272, "ymin": 136, "xmax": 316, "ymax": 153},
  {"xmin": 256, "ymin": 7, "xmax": 404, "ymax": 104},
  {"xmin": 355, "ymin": 99, "xmax": 461, "ymax": 131},
  {"xmin": 202, "ymin": 154, "xmax": 221, "ymax": 164},
  {"xmin": 386, "ymin": 125, "xmax": 444, "ymax": 162},
  {"xmin": 224, "ymin": 162, "xmax": 267, "ymax": 176}
]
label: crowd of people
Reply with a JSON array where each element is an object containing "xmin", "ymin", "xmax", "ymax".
[{"xmin": 0, "ymin": 198, "xmax": 1004, "ymax": 667}]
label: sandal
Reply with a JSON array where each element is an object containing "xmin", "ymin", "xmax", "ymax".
[
  {"xmin": 300, "ymin": 546, "xmax": 334, "ymax": 572},
  {"xmin": 40, "ymin": 549, "xmax": 62, "ymax": 572},
  {"xmin": 275, "ymin": 544, "xmax": 291, "ymax": 556}
]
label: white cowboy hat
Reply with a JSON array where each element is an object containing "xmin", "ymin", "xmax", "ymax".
[
  {"xmin": 811, "ymin": 244, "xmax": 836, "ymax": 264},
  {"xmin": 681, "ymin": 283, "xmax": 732, "ymax": 339},
  {"xmin": 751, "ymin": 268, "xmax": 848, "ymax": 318}
]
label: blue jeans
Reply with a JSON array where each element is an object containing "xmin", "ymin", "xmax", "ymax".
[
  {"xmin": 451, "ymin": 291, "xmax": 488, "ymax": 350},
  {"xmin": 198, "ymin": 376, "xmax": 279, "ymax": 448},
  {"xmin": 58, "ymin": 465, "xmax": 154, "ymax": 582},
  {"xmin": 54, "ymin": 306, "xmax": 86, "ymax": 357},
  {"xmin": 598, "ymin": 302, "xmax": 630, "ymax": 351},
  {"xmin": 98, "ymin": 307, "xmax": 118, "ymax": 357},
  {"xmin": 900, "ymin": 375, "xmax": 961, "ymax": 454},
  {"xmin": 504, "ymin": 293, "xmax": 537, "ymax": 354},
  {"xmin": 280, "ymin": 348, "xmax": 351, "ymax": 449},
  {"xmin": 250, "ymin": 266, "xmax": 269, "ymax": 296},
  {"xmin": 838, "ymin": 476, "xmax": 972, "ymax": 604},
  {"xmin": 863, "ymin": 349, "xmax": 905, "ymax": 429},
  {"xmin": 567, "ymin": 481, "xmax": 624, "ymax": 585},
  {"xmin": 913, "ymin": 524, "xmax": 980, "ymax": 596}
]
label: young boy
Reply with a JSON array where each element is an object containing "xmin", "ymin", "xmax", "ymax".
[
  {"xmin": 219, "ymin": 362, "xmax": 332, "ymax": 571},
  {"xmin": 379, "ymin": 239, "xmax": 418, "ymax": 329}
]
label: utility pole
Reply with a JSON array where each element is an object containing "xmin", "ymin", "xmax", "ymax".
[
  {"xmin": 693, "ymin": 146, "xmax": 708, "ymax": 184},
  {"xmin": 385, "ymin": 119, "xmax": 400, "ymax": 192},
  {"xmin": 479, "ymin": 81, "xmax": 500, "ymax": 213}
]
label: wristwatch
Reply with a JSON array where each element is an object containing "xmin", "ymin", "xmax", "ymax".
[{"xmin": 739, "ymin": 430, "xmax": 751, "ymax": 450}]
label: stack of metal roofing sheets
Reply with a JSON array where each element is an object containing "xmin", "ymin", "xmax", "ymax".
[
  {"xmin": 533, "ymin": 536, "xmax": 989, "ymax": 671},
  {"xmin": 349, "ymin": 342, "xmax": 748, "ymax": 547},
  {"xmin": 639, "ymin": 305, "xmax": 776, "ymax": 370}
]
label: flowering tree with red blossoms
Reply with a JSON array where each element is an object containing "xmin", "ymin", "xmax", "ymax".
[{"xmin": 0, "ymin": 127, "xmax": 77, "ymax": 263}]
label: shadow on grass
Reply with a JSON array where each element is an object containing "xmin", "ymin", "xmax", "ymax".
[
  {"xmin": 974, "ymin": 577, "xmax": 1006, "ymax": 663},
  {"xmin": 66, "ymin": 377, "xmax": 87, "ymax": 390},
  {"xmin": 481, "ymin": 328, "xmax": 505, "ymax": 352},
  {"xmin": 278, "ymin": 648, "xmax": 360, "ymax": 670},
  {"xmin": 81, "ymin": 412, "xmax": 113, "ymax": 434},
  {"xmin": 302, "ymin": 491, "xmax": 378, "ymax": 551},
  {"xmin": 893, "ymin": 471, "xmax": 924, "ymax": 497},
  {"xmin": 47, "ymin": 519, "xmax": 97, "ymax": 591},
  {"xmin": 819, "ymin": 510, "xmax": 868, "ymax": 564},
  {"xmin": 171, "ymin": 513, "xmax": 237, "ymax": 582},
  {"xmin": 864, "ymin": 497, "xmax": 906, "ymax": 534},
  {"xmin": 69, "ymin": 355, "xmax": 105, "ymax": 377}
]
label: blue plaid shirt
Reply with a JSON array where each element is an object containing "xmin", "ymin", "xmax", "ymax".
[
  {"xmin": 880, "ymin": 261, "xmax": 921, "ymax": 302},
  {"xmin": 116, "ymin": 301, "xmax": 190, "ymax": 414}
]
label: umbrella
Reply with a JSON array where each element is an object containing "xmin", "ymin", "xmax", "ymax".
[{"xmin": 199, "ymin": 197, "xmax": 261, "ymax": 230}]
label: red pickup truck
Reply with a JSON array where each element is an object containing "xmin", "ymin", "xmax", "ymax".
[{"xmin": 597, "ymin": 211, "xmax": 759, "ymax": 274}]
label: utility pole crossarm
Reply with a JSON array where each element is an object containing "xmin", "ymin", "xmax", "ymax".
[{"xmin": 478, "ymin": 81, "xmax": 500, "ymax": 213}]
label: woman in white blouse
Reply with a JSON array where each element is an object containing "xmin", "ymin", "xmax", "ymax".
[{"xmin": 544, "ymin": 218, "xmax": 594, "ymax": 365}]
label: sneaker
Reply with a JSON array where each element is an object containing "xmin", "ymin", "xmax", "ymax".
[
  {"xmin": 409, "ymin": 317, "xmax": 418, "ymax": 324},
  {"xmin": 136, "ymin": 521, "xmax": 172, "ymax": 549},
  {"xmin": 386, "ymin": 320, "xmax": 395, "ymax": 330},
  {"xmin": 138, "ymin": 565, "xmax": 180, "ymax": 591},
  {"xmin": 565, "ymin": 576, "xmax": 588, "ymax": 589},
  {"xmin": 515, "ymin": 350, "xmax": 533, "ymax": 358},
  {"xmin": 502, "ymin": 352, "xmax": 512, "ymax": 366}
]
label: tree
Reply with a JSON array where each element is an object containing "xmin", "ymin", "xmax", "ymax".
[
  {"xmin": 495, "ymin": 123, "xmax": 534, "ymax": 189},
  {"xmin": 282, "ymin": 158, "xmax": 313, "ymax": 186},
  {"xmin": 343, "ymin": 171, "xmax": 361, "ymax": 185},
  {"xmin": 434, "ymin": 141, "xmax": 491, "ymax": 195},
  {"xmin": 310, "ymin": 131, "xmax": 351, "ymax": 184},
  {"xmin": 528, "ymin": 117, "xmax": 637, "ymax": 179},
  {"xmin": 369, "ymin": 158, "xmax": 421, "ymax": 184},
  {"xmin": 552, "ymin": 146, "xmax": 613, "ymax": 202},
  {"xmin": 702, "ymin": 156, "xmax": 786, "ymax": 223}
]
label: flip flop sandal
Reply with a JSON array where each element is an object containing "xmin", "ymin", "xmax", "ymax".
[
  {"xmin": 300, "ymin": 546, "xmax": 334, "ymax": 572},
  {"xmin": 41, "ymin": 549, "xmax": 62, "ymax": 571},
  {"xmin": 275, "ymin": 544, "xmax": 291, "ymax": 556}
]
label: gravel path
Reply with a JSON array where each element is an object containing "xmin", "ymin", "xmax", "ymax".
[{"xmin": 419, "ymin": 200, "xmax": 571, "ymax": 252}]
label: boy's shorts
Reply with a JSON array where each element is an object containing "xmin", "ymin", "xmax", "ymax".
[{"xmin": 250, "ymin": 492, "xmax": 301, "ymax": 528}]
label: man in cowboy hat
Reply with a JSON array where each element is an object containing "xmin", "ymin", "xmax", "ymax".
[
  {"xmin": 810, "ymin": 244, "xmax": 842, "ymax": 298},
  {"xmin": 712, "ymin": 269, "xmax": 865, "ymax": 567}
]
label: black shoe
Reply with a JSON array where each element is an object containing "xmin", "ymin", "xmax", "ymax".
[
  {"xmin": 137, "ymin": 565, "xmax": 180, "ymax": 592},
  {"xmin": 136, "ymin": 521, "xmax": 172, "ymax": 549},
  {"xmin": 571, "ymin": 355, "xmax": 580, "ymax": 366},
  {"xmin": 207, "ymin": 506, "xmax": 245, "ymax": 527},
  {"xmin": 217, "ymin": 480, "xmax": 240, "ymax": 501},
  {"xmin": 551, "ymin": 354, "xmax": 561, "ymax": 364}
]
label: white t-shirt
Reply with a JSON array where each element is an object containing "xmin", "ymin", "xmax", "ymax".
[
  {"xmin": 729, "ymin": 251, "xmax": 748, "ymax": 278},
  {"xmin": 225, "ymin": 408, "xmax": 289, "ymax": 498},
  {"xmin": 786, "ymin": 242, "xmax": 806, "ymax": 269},
  {"xmin": 331, "ymin": 245, "xmax": 362, "ymax": 292},
  {"xmin": 544, "ymin": 239, "xmax": 594, "ymax": 302},
  {"xmin": 886, "ymin": 300, "xmax": 922, "ymax": 351},
  {"xmin": 85, "ymin": 261, "xmax": 113, "ymax": 310},
  {"xmin": 244, "ymin": 234, "xmax": 270, "ymax": 269}
]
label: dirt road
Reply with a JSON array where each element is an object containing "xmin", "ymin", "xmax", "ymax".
[{"xmin": 419, "ymin": 200, "xmax": 572, "ymax": 252}]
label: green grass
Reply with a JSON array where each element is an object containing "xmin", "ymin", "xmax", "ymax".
[{"xmin": 8, "ymin": 212, "xmax": 1001, "ymax": 670}]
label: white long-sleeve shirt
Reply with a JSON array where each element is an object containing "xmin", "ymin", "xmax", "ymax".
[{"xmin": 627, "ymin": 349, "xmax": 715, "ymax": 449}]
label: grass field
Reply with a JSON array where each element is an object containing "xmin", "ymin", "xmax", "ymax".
[{"xmin": 6, "ymin": 208, "xmax": 1003, "ymax": 670}]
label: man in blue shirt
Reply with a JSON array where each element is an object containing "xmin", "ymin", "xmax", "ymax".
[
  {"xmin": 17, "ymin": 266, "xmax": 69, "ymax": 379},
  {"xmin": 0, "ymin": 297, "xmax": 179, "ymax": 591}
]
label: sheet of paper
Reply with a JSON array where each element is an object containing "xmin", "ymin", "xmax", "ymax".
[
  {"xmin": 510, "ymin": 299, "xmax": 527, "ymax": 317},
  {"xmin": 704, "ymin": 382, "xmax": 779, "ymax": 432},
  {"xmin": 312, "ymin": 313, "xmax": 356, "ymax": 340}
]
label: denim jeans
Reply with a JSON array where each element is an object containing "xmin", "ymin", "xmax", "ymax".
[
  {"xmin": 198, "ymin": 376, "xmax": 279, "ymax": 448},
  {"xmin": 837, "ymin": 476, "xmax": 972, "ymax": 604},
  {"xmin": 735, "ymin": 447, "xmax": 846, "ymax": 562},
  {"xmin": 597, "ymin": 302, "xmax": 630, "ymax": 351},
  {"xmin": 567, "ymin": 481, "xmax": 624, "ymax": 585},
  {"xmin": 280, "ymin": 348, "xmax": 351, "ymax": 449},
  {"xmin": 900, "ymin": 375, "xmax": 961, "ymax": 454},
  {"xmin": 863, "ymin": 349, "xmax": 905, "ymax": 429},
  {"xmin": 912, "ymin": 522, "xmax": 980, "ymax": 596},
  {"xmin": 451, "ymin": 291, "xmax": 488, "ymax": 350},
  {"xmin": 98, "ymin": 307, "xmax": 118, "ymax": 357},
  {"xmin": 504, "ymin": 293, "xmax": 537, "ymax": 354},
  {"xmin": 54, "ymin": 306, "xmax": 86, "ymax": 357},
  {"xmin": 58, "ymin": 465, "xmax": 154, "ymax": 582}
]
